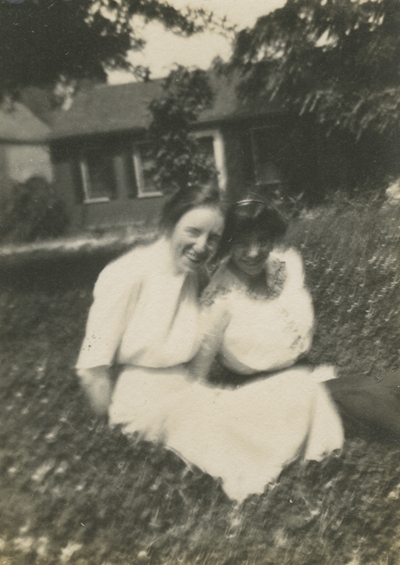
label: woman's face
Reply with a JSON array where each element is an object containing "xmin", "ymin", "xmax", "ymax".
[
  {"xmin": 169, "ymin": 206, "xmax": 224, "ymax": 273},
  {"xmin": 230, "ymin": 238, "xmax": 273, "ymax": 277}
]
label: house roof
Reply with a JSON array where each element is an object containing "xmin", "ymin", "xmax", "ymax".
[
  {"xmin": 0, "ymin": 100, "xmax": 51, "ymax": 143},
  {"xmin": 51, "ymin": 74, "xmax": 279, "ymax": 140}
]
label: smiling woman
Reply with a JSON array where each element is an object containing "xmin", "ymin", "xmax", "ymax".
[
  {"xmin": 167, "ymin": 207, "xmax": 223, "ymax": 272},
  {"xmin": 76, "ymin": 183, "xmax": 225, "ymax": 414}
]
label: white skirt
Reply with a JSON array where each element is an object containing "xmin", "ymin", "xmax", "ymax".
[{"xmin": 109, "ymin": 364, "xmax": 344, "ymax": 502}]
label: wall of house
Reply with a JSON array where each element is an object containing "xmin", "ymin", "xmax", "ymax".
[
  {"xmin": 52, "ymin": 139, "xmax": 166, "ymax": 234},
  {"xmin": 220, "ymin": 122, "xmax": 255, "ymax": 202},
  {"xmin": 221, "ymin": 116, "xmax": 353, "ymax": 206},
  {"xmin": 4, "ymin": 144, "xmax": 53, "ymax": 184},
  {"xmin": 51, "ymin": 115, "xmax": 353, "ymax": 234},
  {"xmin": 0, "ymin": 145, "xmax": 8, "ymax": 191},
  {"xmin": 221, "ymin": 115, "xmax": 305, "ymax": 202}
]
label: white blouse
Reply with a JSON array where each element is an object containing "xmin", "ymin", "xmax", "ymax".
[
  {"xmin": 192, "ymin": 248, "xmax": 315, "ymax": 377},
  {"xmin": 76, "ymin": 238, "xmax": 202, "ymax": 371}
]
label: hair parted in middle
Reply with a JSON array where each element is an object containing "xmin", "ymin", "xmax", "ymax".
[
  {"xmin": 217, "ymin": 196, "xmax": 288, "ymax": 259},
  {"xmin": 158, "ymin": 183, "xmax": 227, "ymax": 235}
]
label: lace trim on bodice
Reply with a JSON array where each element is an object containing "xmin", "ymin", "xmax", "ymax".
[{"xmin": 201, "ymin": 258, "xmax": 287, "ymax": 306}]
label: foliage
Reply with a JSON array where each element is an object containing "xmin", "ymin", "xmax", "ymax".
[
  {"xmin": 0, "ymin": 0, "xmax": 219, "ymax": 100},
  {"xmin": 287, "ymin": 198, "xmax": 400, "ymax": 375},
  {"xmin": 230, "ymin": 0, "xmax": 400, "ymax": 140},
  {"xmin": 148, "ymin": 66, "xmax": 218, "ymax": 193},
  {"xmin": 0, "ymin": 198, "xmax": 400, "ymax": 564},
  {"xmin": 0, "ymin": 176, "xmax": 69, "ymax": 243},
  {"xmin": 147, "ymin": 0, "xmax": 400, "ymax": 199}
]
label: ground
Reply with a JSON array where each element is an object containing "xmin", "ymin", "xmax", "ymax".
[{"xmin": 0, "ymin": 198, "xmax": 400, "ymax": 565}]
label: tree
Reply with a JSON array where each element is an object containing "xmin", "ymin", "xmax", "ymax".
[
  {"xmin": 229, "ymin": 0, "xmax": 400, "ymax": 140},
  {"xmin": 148, "ymin": 66, "xmax": 217, "ymax": 193},
  {"xmin": 149, "ymin": 0, "xmax": 400, "ymax": 199},
  {"xmin": 0, "ymin": 0, "xmax": 218, "ymax": 99}
]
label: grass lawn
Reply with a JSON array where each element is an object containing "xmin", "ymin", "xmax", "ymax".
[{"xmin": 0, "ymin": 200, "xmax": 400, "ymax": 565}]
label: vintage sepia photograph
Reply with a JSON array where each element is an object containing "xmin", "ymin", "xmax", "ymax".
[{"xmin": 0, "ymin": 0, "xmax": 400, "ymax": 563}]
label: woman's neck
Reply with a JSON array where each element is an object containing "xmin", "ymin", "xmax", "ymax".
[{"xmin": 227, "ymin": 259, "xmax": 269, "ymax": 297}]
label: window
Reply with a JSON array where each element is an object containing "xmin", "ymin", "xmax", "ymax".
[
  {"xmin": 80, "ymin": 152, "xmax": 117, "ymax": 203},
  {"xmin": 193, "ymin": 130, "xmax": 227, "ymax": 190},
  {"xmin": 251, "ymin": 126, "xmax": 284, "ymax": 188},
  {"xmin": 133, "ymin": 144, "xmax": 162, "ymax": 198},
  {"xmin": 132, "ymin": 132, "xmax": 226, "ymax": 197}
]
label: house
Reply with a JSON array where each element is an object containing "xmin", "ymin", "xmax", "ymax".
[
  {"xmin": 50, "ymin": 74, "xmax": 342, "ymax": 233},
  {"xmin": 0, "ymin": 100, "xmax": 53, "ymax": 193}
]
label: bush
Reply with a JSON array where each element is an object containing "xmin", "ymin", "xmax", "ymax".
[
  {"xmin": 286, "ymin": 197, "xmax": 400, "ymax": 375},
  {"xmin": 0, "ymin": 176, "xmax": 69, "ymax": 244}
]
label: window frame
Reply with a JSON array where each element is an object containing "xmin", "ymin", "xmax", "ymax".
[
  {"xmin": 132, "ymin": 144, "xmax": 163, "ymax": 199},
  {"xmin": 250, "ymin": 125, "xmax": 284, "ymax": 188},
  {"xmin": 192, "ymin": 129, "xmax": 227, "ymax": 191},
  {"xmin": 79, "ymin": 157, "xmax": 115, "ymax": 204}
]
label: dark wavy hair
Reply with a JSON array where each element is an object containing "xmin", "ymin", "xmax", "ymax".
[
  {"xmin": 217, "ymin": 199, "xmax": 287, "ymax": 259},
  {"xmin": 159, "ymin": 184, "xmax": 226, "ymax": 235}
]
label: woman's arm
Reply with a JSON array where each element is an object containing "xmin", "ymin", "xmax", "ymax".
[
  {"xmin": 77, "ymin": 366, "xmax": 112, "ymax": 416},
  {"xmin": 270, "ymin": 248, "xmax": 315, "ymax": 362},
  {"xmin": 189, "ymin": 298, "xmax": 230, "ymax": 382},
  {"xmin": 76, "ymin": 252, "xmax": 142, "ymax": 413}
]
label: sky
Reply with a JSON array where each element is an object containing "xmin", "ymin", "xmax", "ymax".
[{"xmin": 108, "ymin": 0, "xmax": 285, "ymax": 83}]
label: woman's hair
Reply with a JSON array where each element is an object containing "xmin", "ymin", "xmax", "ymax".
[
  {"xmin": 217, "ymin": 199, "xmax": 288, "ymax": 258},
  {"xmin": 159, "ymin": 184, "xmax": 225, "ymax": 235}
]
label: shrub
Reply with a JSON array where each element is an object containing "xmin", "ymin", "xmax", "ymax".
[
  {"xmin": 286, "ymin": 197, "xmax": 400, "ymax": 375},
  {"xmin": 0, "ymin": 176, "xmax": 69, "ymax": 244}
]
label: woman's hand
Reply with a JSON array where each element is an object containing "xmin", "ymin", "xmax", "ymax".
[{"xmin": 77, "ymin": 366, "xmax": 112, "ymax": 416}]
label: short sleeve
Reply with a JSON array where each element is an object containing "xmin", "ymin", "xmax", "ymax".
[
  {"xmin": 273, "ymin": 248, "xmax": 306, "ymax": 293},
  {"xmin": 273, "ymin": 248, "xmax": 315, "ymax": 355},
  {"xmin": 76, "ymin": 253, "xmax": 142, "ymax": 370}
]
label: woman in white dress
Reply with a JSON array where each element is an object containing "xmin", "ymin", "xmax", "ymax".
[
  {"xmin": 76, "ymin": 183, "xmax": 224, "ymax": 417},
  {"xmin": 76, "ymin": 190, "xmax": 343, "ymax": 503},
  {"xmin": 186, "ymin": 199, "xmax": 344, "ymax": 499}
]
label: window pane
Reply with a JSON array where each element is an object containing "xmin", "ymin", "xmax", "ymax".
[
  {"xmin": 86, "ymin": 153, "xmax": 116, "ymax": 200},
  {"xmin": 251, "ymin": 128, "xmax": 283, "ymax": 186},
  {"xmin": 196, "ymin": 136, "xmax": 216, "ymax": 168},
  {"xmin": 137, "ymin": 144, "xmax": 159, "ymax": 195}
]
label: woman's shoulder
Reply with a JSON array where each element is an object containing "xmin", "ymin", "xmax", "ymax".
[
  {"xmin": 267, "ymin": 247, "xmax": 306, "ymax": 294},
  {"xmin": 94, "ymin": 241, "xmax": 157, "ymax": 295},
  {"xmin": 268, "ymin": 246, "xmax": 304, "ymax": 268},
  {"xmin": 201, "ymin": 262, "xmax": 235, "ymax": 307}
]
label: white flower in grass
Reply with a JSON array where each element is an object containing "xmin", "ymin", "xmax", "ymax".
[
  {"xmin": 345, "ymin": 555, "xmax": 361, "ymax": 565},
  {"xmin": 31, "ymin": 460, "xmax": 55, "ymax": 482},
  {"xmin": 60, "ymin": 542, "xmax": 82, "ymax": 562},
  {"xmin": 36, "ymin": 537, "xmax": 49, "ymax": 558},
  {"xmin": 13, "ymin": 537, "xmax": 34, "ymax": 553},
  {"xmin": 54, "ymin": 461, "xmax": 69, "ymax": 474},
  {"xmin": 0, "ymin": 538, "xmax": 6, "ymax": 551},
  {"xmin": 35, "ymin": 360, "xmax": 48, "ymax": 379},
  {"xmin": 45, "ymin": 427, "xmax": 60, "ymax": 442}
]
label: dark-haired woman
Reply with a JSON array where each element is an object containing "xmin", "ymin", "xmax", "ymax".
[{"xmin": 184, "ymin": 199, "xmax": 344, "ymax": 500}]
